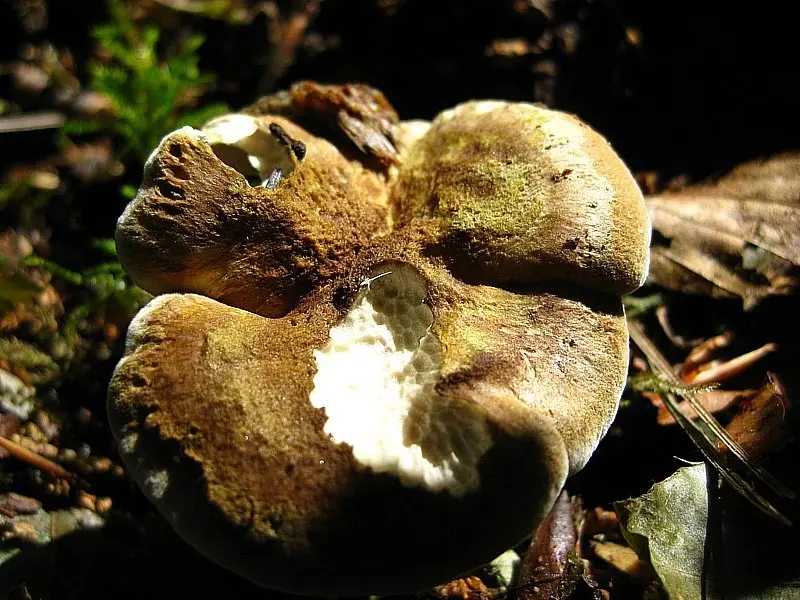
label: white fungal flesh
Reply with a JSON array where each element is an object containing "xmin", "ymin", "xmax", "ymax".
[
  {"xmin": 310, "ymin": 264, "xmax": 492, "ymax": 496},
  {"xmin": 202, "ymin": 114, "xmax": 296, "ymax": 185}
]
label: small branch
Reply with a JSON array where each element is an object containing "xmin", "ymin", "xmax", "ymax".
[
  {"xmin": 684, "ymin": 331, "xmax": 734, "ymax": 368},
  {"xmin": 0, "ymin": 112, "xmax": 65, "ymax": 134},
  {"xmin": 656, "ymin": 305, "xmax": 704, "ymax": 348},
  {"xmin": 688, "ymin": 343, "xmax": 778, "ymax": 385},
  {"xmin": 259, "ymin": 0, "xmax": 322, "ymax": 93},
  {"xmin": 0, "ymin": 435, "xmax": 73, "ymax": 481}
]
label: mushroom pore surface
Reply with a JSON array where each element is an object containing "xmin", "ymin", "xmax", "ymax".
[{"xmin": 310, "ymin": 264, "xmax": 493, "ymax": 496}]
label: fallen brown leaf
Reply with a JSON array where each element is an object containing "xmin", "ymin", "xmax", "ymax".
[
  {"xmin": 682, "ymin": 331, "xmax": 734, "ymax": 370},
  {"xmin": 639, "ymin": 332, "xmax": 779, "ymax": 425},
  {"xmin": 629, "ymin": 320, "xmax": 794, "ymax": 525},
  {"xmin": 685, "ymin": 343, "xmax": 778, "ymax": 386},
  {"xmin": 721, "ymin": 373, "xmax": 794, "ymax": 462},
  {"xmin": 246, "ymin": 81, "xmax": 401, "ymax": 168},
  {"xmin": 578, "ymin": 507, "xmax": 619, "ymax": 543},
  {"xmin": 589, "ymin": 540, "xmax": 658, "ymax": 585},
  {"xmin": 516, "ymin": 491, "xmax": 577, "ymax": 600},
  {"xmin": 647, "ymin": 153, "xmax": 800, "ymax": 309},
  {"xmin": 650, "ymin": 389, "xmax": 754, "ymax": 426},
  {"xmin": 515, "ymin": 491, "xmax": 603, "ymax": 600}
]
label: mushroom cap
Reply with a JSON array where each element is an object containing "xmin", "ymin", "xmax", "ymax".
[
  {"xmin": 393, "ymin": 101, "xmax": 651, "ymax": 295},
  {"xmin": 116, "ymin": 115, "xmax": 389, "ymax": 317},
  {"xmin": 109, "ymin": 98, "xmax": 649, "ymax": 595}
]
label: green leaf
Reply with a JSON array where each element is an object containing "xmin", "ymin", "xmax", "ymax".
[
  {"xmin": 616, "ymin": 464, "xmax": 708, "ymax": 600},
  {"xmin": 616, "ymin": 465, "xmax": 800, "ymax": 599},
  {"xmin": 482, "ymin": 549, "xmax": 520, "ymax": 589}
]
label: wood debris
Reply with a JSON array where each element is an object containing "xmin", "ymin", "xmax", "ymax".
[{"xmin": 647, "ymin": 153, "xmax": 800, "ymax": 309}]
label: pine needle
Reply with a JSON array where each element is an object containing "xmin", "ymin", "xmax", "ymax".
[
  {"xmin": 628, "ymin": 372, "xmax": 718, "ymax": 397},
  {"xmin": 628, "ymin": 319, "xmax": 794, "ymax": 526}
]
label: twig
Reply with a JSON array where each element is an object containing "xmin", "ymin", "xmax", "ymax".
[
  {"xmin": 0, "ymin": 435, "xmax": 73, "ymax": 480},
  {"xmin": 689, "ymin": 343, "xmax": 778, "ymax": 385},
  {"xmin": 656, "ymin": 305, "xmax": 704, "ymax": 348},
  {"xmin": 684, "ymin": 331, "xmax": 734, "ymax": 368},
  {"xmin": 259, "ymin": 0, "xmax": 322, "ymax": 94},
  {"xmin": 0, "ymin": 111, "xmax": 65, "ymax": 134},
  {"xmin": 628, "ymin": 320, "xmax": 794, "ymax": 526}
]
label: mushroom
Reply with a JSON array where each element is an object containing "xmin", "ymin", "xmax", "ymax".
[{"xmin": 109, "ymin": 95, "xmax": 651, "ymax": 595}]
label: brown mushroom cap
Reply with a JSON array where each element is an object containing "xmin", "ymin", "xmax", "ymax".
[
  {"xmin": 115, "ymin": 115, "xmax": 389, "ymax": 317},
  {"xmin": 109, "ymin": 97, "xmax": 649, "ymax": 595},
  {"xmin": 392, "ymin": 101, "xmax": 651, "ymax": 295}
]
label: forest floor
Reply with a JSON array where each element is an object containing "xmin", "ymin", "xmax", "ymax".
[{"xmin": 0, "ymin": 1, "xmax": 797, "ymax": 599}]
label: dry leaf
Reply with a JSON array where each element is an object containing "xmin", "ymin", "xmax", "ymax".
[
  {"xmin": 516, "ymin": 491, "xmax": 602, "ymax": 600},
  {"xmin": 517, "ymin": 491, "xmax": 577, "ymax": 600},
  {"xmin": 246, "ymin": 81, "xmax": 401, "ymax": 168},
  {"xmin": 616, "ymin": 465, "xmax": 708, "ymax": 600},
  {"xmin": 646, "ymin": 153, "xmax": 800, "ymax": 309},
  {"xmin": 651, "ymin": 389, "xmax": 752, "ymax": 426},
  {"xmin": 721, "ymin": 373, "xmax": 794, "ymax": 462},
  {"xmin": 617, "ymin": 464, "xmax": 800, "ymax": 599},
  {"xmin": 589, "ymin": 540, "xmax": 657, "ymax": 584}
]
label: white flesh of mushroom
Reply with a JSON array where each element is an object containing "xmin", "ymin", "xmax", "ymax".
[
  {"xmin": 310, "ymin": 264, "xmax": 493, "ymax": 496},
  {"xmin": 202, "ymin": 114, "xmax": 297, "ymax": 185}
]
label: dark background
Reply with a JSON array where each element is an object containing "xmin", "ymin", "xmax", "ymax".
[{"xmin": 3, "ymin": 0, "xmax": 799, "ymax": 178}]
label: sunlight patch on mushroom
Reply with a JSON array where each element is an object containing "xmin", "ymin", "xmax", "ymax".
[
  {"xmin": 143, "ymin": 468, "xmax": 170, "ymax": 500},
  {"xmin": 118, "ymin": 431, "xmax": 139, "ymax": 456}
]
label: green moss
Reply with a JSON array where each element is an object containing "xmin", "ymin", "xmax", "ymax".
[
  {"xmin": 628, "ymin": 372, "xmax": 718, "ymax": 397},
  {"xmin": 63, "ymin": 0, "xmax": 228, "ymax": 162},
  {"xmin": 0, "ymin": 338, "xmax": 59, "ymax": 383},
  {"xmin": 23, "ymin": 241, "xmax": 150, "ymax": 345},
  {"xmin": 439, "ymin": 160, "xmax": 545, "ymax": 236}
]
